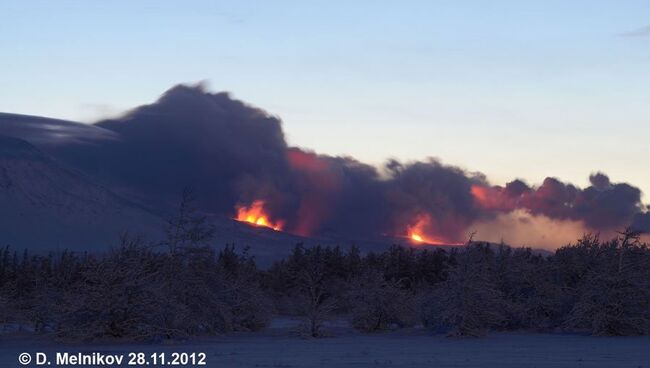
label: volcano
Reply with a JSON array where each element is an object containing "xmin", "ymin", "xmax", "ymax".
[
  {"xmin": 0, "ymin": 134, "xmax": 162, "ymax": 251},
  {"xmin": 1, "ymin": 84, "xmax": 648, "ymax": 254}
]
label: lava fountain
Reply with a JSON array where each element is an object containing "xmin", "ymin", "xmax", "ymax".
[
  {"xmin": 235, "ymin": 200, "xmax": 284, "ymax": 231},
  {"xmin": 406, "ymin": 214, "xmax": 453, "ymax": 245}
]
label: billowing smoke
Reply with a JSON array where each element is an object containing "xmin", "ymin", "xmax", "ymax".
[
  {"xmin": 283, "ymin": 149, "xmax": 386, "ymax": 237},
  {"xmin": 48, "ymin": 84, "xmax": 297, "ymax": 212},
  {"xmin": 382, "ymin": 159, "xmax": 487, "ymax": 241},
  {"xmin": 3, "ymin": 83, "xmax": 649, "ymax": 247},
  {"xmin": 273, "ymin": 151, "xmax": 488, "ymax": 241},
  {"xmin": 632, "ymin": 211, "xmax": 650, "ymax": 233},
  {"xmin": 471, "ymin": 173, "xmax": 646, "ymax": 233}
]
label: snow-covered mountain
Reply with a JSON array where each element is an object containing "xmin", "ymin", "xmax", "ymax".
[
  {"xmin": 0, "ymin": 112, "xmax": 545, "ymax": 263},
  {"xmin": 0, "ymin": 112, "xmax": 117, "ymax": 146},
  {"xmin": 0, "ymin": 134, "xmax": 163, "ymax": 251},
  {"xmin": 0, "ymin": 133, "xmax": 531, "ymax": 265}
]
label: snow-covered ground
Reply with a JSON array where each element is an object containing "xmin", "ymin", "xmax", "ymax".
[{"xmin": 2, "ymin": 318, "xmax": 649, "ymax": 367}]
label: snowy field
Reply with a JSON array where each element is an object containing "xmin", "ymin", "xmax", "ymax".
[{"xmin": 2, "ymin": 318, "xmax": 650, "ymax": 368}]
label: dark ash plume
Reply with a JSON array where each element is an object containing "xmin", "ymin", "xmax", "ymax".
[
  {"xmin": 383, "ymin": 158, "xmax": 488, "ymax": 241},
  {"xmin": 632, "ymin": 211, "xmax": 650, "ymax": 233},
  {"xmin": 473, "ymin": 172, "xmax": 647, "ymax": 232},
  {"xmin": 2, "ymin": 83, "xmax": 648, "ymax": 243},
  {"xmin": 49, "ymin": 84, "xmax": 296, "ymax": 213}
]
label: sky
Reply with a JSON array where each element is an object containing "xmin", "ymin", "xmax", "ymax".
[{"xmin": 1, "ymin": 0, "xmax": 649, "ymax": 198}]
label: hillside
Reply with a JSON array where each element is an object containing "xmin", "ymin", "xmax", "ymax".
[{"xmin": 0, "ymin": 135, "xmax": 162, "ymax": 251}]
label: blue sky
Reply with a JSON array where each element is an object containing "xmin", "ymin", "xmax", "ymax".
[{"xmin": 1, "ymin": 0, "xmax": 649, "ymax": 196}]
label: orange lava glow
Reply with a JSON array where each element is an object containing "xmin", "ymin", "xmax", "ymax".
[
  {"xmin": 235, "ymin": 200, "xmax": 283, "ymax": 231},
  {"xmin": 406, "ymin": 215, "xmax": 451, "ymax": 245},
  {"xmin": 410, "ymin": 233, "xmax": 424, "ymax": 242}
]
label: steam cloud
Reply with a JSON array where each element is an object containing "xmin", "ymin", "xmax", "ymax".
[{"xmin": 4, "ymin": 84, "xmax": 649, "ymax": 245}]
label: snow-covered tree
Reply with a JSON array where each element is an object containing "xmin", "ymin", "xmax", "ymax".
[
  {"xmin": 421, "ymin": 244, "xmax": 505, "ymax": 337},
  {"xmin": 566, "ymin": 229, "xmax": 650, "ymax": 335},
  {"xmin": 494, "ymin": 245, "xmax": 565, "ymax": 330},
  {"xmin": 56, "ymin": 235, "xmax": 163, "ymax": 340},
  {"xmin": 296, "ymin": 265, "xmax": 337, "ymax": 337},
  {"xmin": 347, "ymin": 269, "xmax": 415, "ymax": 332},
  {"xmin": 288, "ymin": 247, "xmax": 338, "ymax": 338}
]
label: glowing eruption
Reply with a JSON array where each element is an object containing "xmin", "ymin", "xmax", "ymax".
[
  {"xmin": 235, "ymin": 200, "xmax": 283, "ymax": 231},
  {"xmin": 406, "ymin": 214, "xmax": 450, "ymax": 245},
  {"xmin": 411, "ymin": 233, "xmax": 424, "ymax": 242}
]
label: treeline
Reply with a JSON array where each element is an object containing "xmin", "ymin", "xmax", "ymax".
[
  {"xmin": 265, "ymin": 230, "xmax": 650, "ymax": 337},
  {"xmin": 0, "ymin": 240, "xmax": 270, "ymax": 341},
  {"xmin": 0, "ymin": 192, "xmax": 273, "ymax": 341},
  {"xmin": 0, "ymin": 195, "xmax": 649, "ymax": 340}
]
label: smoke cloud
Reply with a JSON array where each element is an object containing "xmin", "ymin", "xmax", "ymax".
[
  {"xmin": 2, "ymin": 83, "xmax": 648, "ymax": 247},
  {"xmin": 48, "ymin": 84, "xmax": 296, "ymax": 211},
  {"xmin": 471, "ymin": 173, "xmax": 646, "ymax": 233}
]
